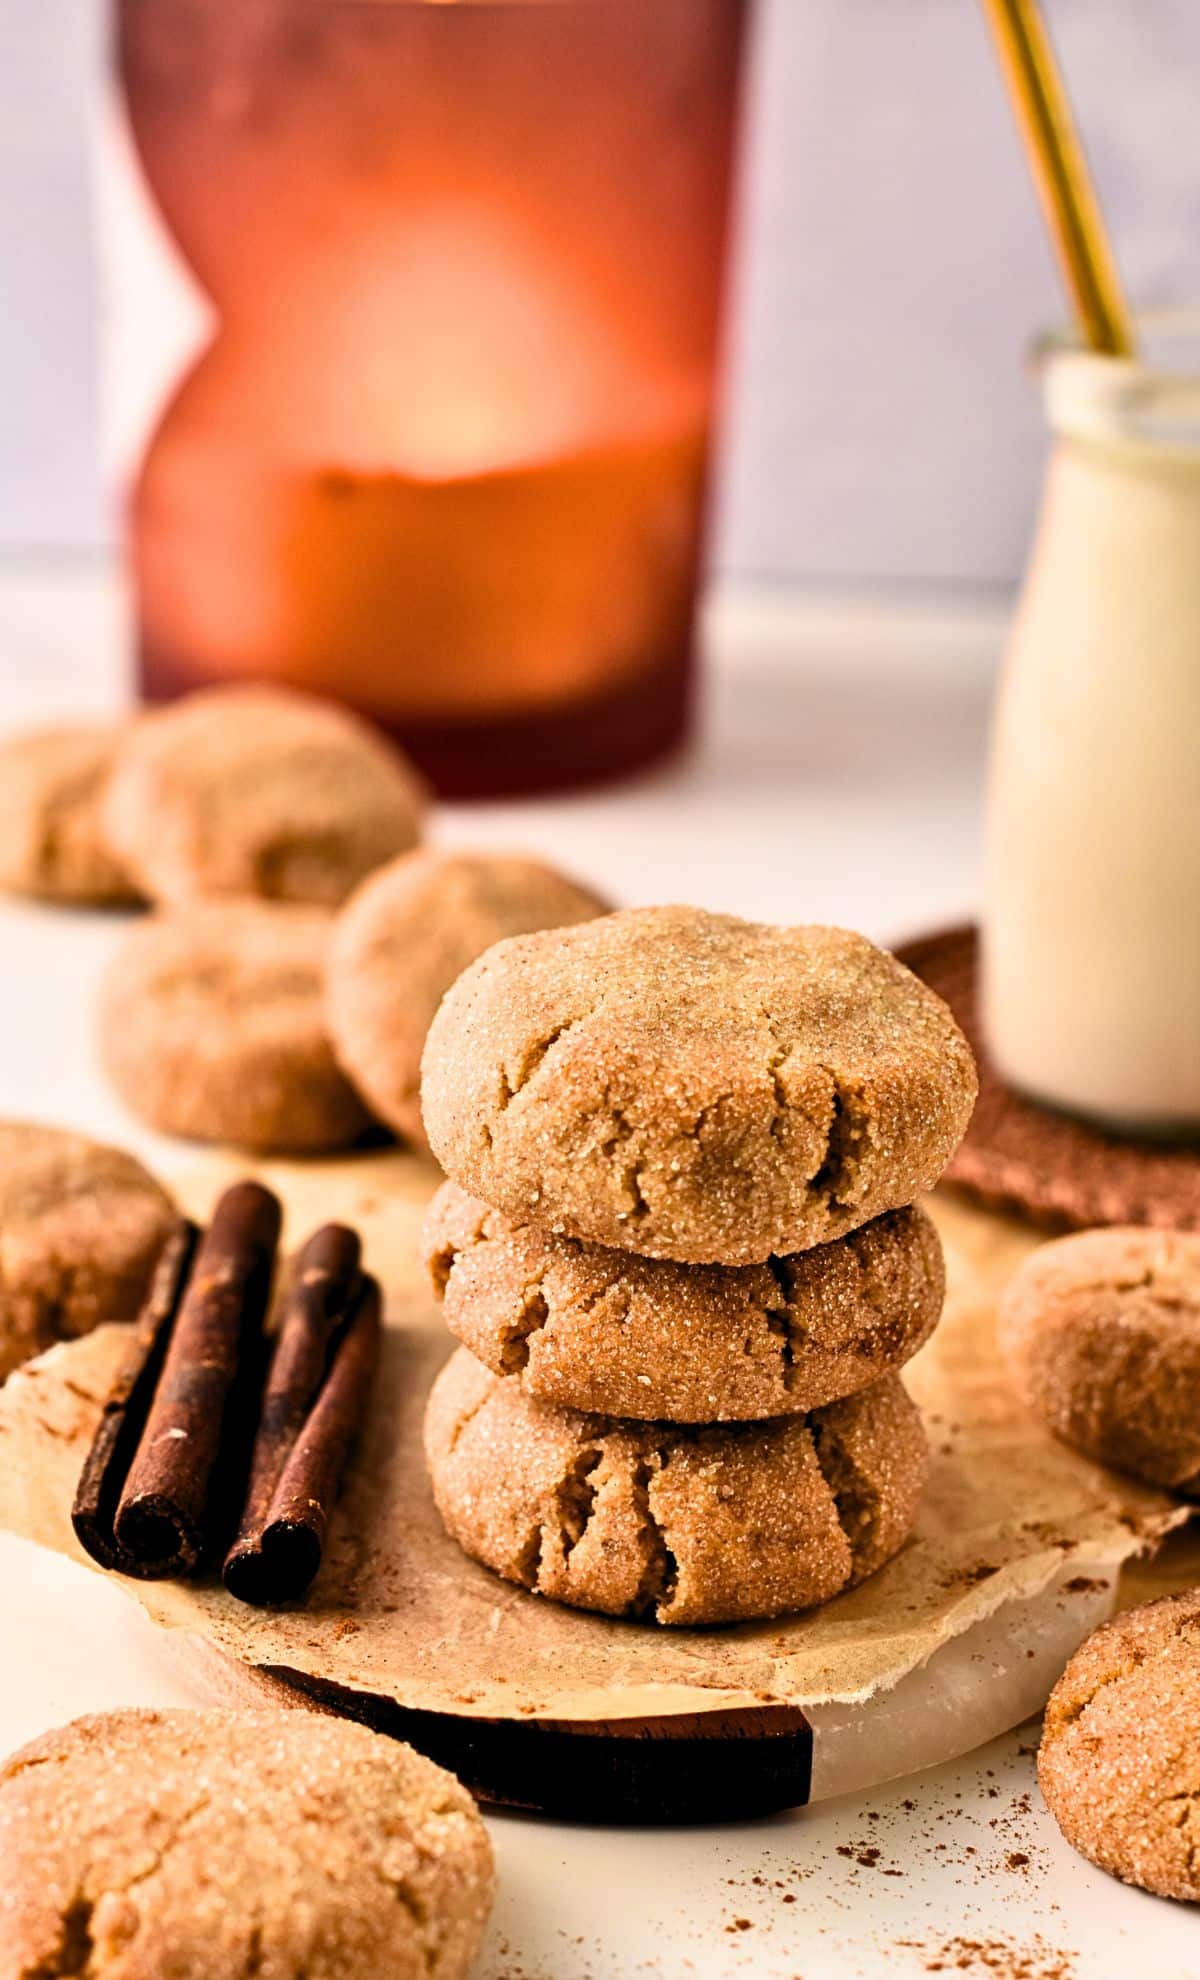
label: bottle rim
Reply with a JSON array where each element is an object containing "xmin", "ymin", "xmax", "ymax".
[{"xmin": 1032, "ymin": 307, "xmax": 1200, "ymax": 454}]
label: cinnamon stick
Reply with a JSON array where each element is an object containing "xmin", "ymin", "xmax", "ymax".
[
  {"xmin": 223, "ymin": 1271, "xmax": 381, "ymax": 1606},
  {"xmin": 112, "ymin": 1180, "xmax": 282, "ymax": 1579},
  {"xmin": 71, "ymin": 1218, "xmax": 198, "ymax": 1572},
  {"xmin": 222, "ymin": 1222, "xmax": 360, "ymax": 1583}
]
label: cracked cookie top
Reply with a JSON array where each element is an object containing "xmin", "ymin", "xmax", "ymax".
[
  {"xmin": 423, "ymin": 1181, "xmax": 944, "ymax": 1422},
  {"xmin": 424, "ymin": 1347, "xmax": 927, "ymax": 1627},
  {"xmin": 999, "ymin": 1225, "xmax": 1200, "ymax": 1495},
  {"xmin": 0, "ymin": 1707, "xmax": 494, "ymax": 1979},
  {"xmin": 421, "ymin": 906, "xmax": 977, "ymax": 1264},
  {"xmin": 1039, "ymin": 1590, "xmax": 1200, "ymax": 1902}
]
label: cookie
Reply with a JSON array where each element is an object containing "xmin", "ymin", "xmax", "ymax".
[
  {"xmin": 424, "ymin": 1347, "xmax": 926, "ymax": 1626},
  {"xmin": 99, "ymin": 902, "xmax": 372, "ymax": 1152},
  {"xmin": 423, "ymin": 1181, "xmax": 944, "ymax": 1422},
  {"xmin": 999, "ymin": 1226, "xmax": 1200, "ymax": 1496},
  {"xmin": 103, "ymin": 685, "xmax": 426, "ymax": 907},
  {"xmin": 1039, "ymin": 1590, "xmax": 1200, "ymax": 1901},
  {"xmin": 0, "ymin": 1121, "xmax": 176, "ymax": 1381},
  {"xmin": 0, "ymin": 1707, "xmax": 494, "ymax": 1978},
  {"xmin": 328, "ymin": 849, "xmax": 608, "ymax": 1147},
  {"xmin": 421, "ymin": 906, "xmax": 977, "ymax": 1265},
  {"xmin": 0, "ymin": 722, "xmax": 139, "ymax": 904}
]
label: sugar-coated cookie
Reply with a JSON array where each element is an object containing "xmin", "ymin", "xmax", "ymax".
[
  {"xmin": 99, "ymin": 902, "xmax": 372, "ymax": 1152},
  {"xmin": 425, "ymin": 1347, "xmax": 926, "ymax": 1626},
  {"xmin": 0, "ymin": 1707, "xmax": 494, "ymax": 1977},
  {"xmin": 103, "ymin": 685, "xmax": 426, "ymax": 907},
  {"xmin": 328, "ymin": 849, "xmax": 608, "ymax": 1147},
  {"xmin": 0, "ymin": 1121, "xmax": 175, "ymax": 1380},
  {"xmin": 1040, "ymin": 1591, "xmax": 1200, "ymax": 1901},
  {"xmin": 999, "ymin": 1226, "xmax": 1200, "ymax": 1495},
  {"xmin": 423, "ymin": 1182, "xmax": 944, "ymax": 1422},
  {"xmin": 421, "ymin": 906, "xmax": 977, "ymax": 1264},
  {"xmin": 0, "ymin": 723, "xmax": 139, "ymax": 904}
]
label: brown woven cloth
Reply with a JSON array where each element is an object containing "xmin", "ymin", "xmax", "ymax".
[{"xmin": 897, "ymin": 926, "xmax": 1200, "ymax": 1233}]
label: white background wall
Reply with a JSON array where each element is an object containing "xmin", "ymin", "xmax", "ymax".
[{"xmin": 3, "ymin": 0, "xmax": 1200, "ymax": 585}]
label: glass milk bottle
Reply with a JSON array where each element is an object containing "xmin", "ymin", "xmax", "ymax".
[{"xmin": 983, "ymin": 316, "xmax": 1200, "ymax": 1135}]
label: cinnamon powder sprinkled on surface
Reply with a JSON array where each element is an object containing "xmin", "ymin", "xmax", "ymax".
[
  {"xmin": 897, "ymin": 1937, "xmax": 1075, "ymax": 1979},
  {"xmin": 489, "ymin": 1725, "xmax": 1086, "ymax": 1977}
]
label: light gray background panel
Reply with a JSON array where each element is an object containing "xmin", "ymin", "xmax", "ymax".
[{"xmin": 3, "ymin": 0, "xmax": 1198, "ymax": 582}]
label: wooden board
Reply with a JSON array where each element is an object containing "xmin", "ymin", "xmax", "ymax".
[{"xmin": 0, "ymin": 1145, "xmax": 1192, "ymax": 1823}]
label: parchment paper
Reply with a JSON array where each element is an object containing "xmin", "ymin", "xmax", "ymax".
[{"xmin": 0, "ymin": 1149, "xmax": 1191, "ymax": 1726}]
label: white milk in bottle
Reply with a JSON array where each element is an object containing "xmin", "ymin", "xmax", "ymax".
[{"xmin": 983, "ymin": 316, "xmax": 1200, "ymax": 1135}]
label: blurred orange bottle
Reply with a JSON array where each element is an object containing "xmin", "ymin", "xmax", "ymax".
[{"xmin": 114, "ymin": 0, "xmax": 750, "ymax": 794}]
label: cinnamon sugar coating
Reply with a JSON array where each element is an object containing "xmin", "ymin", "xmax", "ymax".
[
  {"xmin": 99, "ymin": 901, "xmax": 372, "ymax": 1153},
  {"xmin": 1039, "ymin": 1590, "xmax": 1200, "ymax": 1901},
  {"xmin": 0, "ymin": 1122, "xmax": 176, "ymax": 1381},
  {"xmin": 103, "ymin": 685, "xmax": 426, "ymax": 908},
  {"xmin": 0, "ymin": 1707, "xmax": 493, "ymax": 1977},
  {"xmin": 421, "ymin": 907, "xmax": 976, "ymax": 1265},
  {"xmin": 0, "ymin": 723, "xmax": 139, "ymax": 904},
  {"xmin": 424, "ymin": 1347, "xmax": 927, "ymax": 1626},
  {"xmin": 423, "ymin": 1181, "xmax": 944, "ymax": 1422},
  {"xmin": 328, "ymin": 849, "xmax": 608, "ymax": 1147},
  {"xmin": 999, "ymin": 1226, "xmax": 1200, "ymax": 1494}
]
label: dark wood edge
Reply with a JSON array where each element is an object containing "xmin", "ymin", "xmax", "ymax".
[
  {"xmin": 891, "ymin": 921, "xmax": 976, "ymax": 972},
  {"xmin": 258, "ymin": 1664, "xmax": 814, "ymax": 1824}
]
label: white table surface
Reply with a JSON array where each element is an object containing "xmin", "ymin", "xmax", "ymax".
[{"xmin": 1, "ymin": 560, "xmax": 1196, "ymax": 1980}]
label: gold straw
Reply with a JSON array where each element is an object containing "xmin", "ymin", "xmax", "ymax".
[{"xmin": 980, "ymin": 0, "xmax": 1135, "ymax": 357}]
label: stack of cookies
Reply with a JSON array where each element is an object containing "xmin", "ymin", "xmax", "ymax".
[{"xmin": 420, "ymin": 907, "xmax": 977, "ymax": 1628}]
